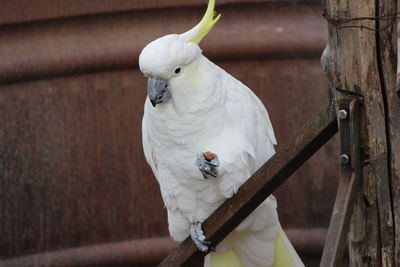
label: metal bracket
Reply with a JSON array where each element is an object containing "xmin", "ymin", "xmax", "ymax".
[{"xmin": 320, "ymin": 98, "xmax": 361, "ymax": 267}]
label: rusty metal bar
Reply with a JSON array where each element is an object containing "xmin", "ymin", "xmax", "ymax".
[
  {"xmin": 158, "ymin": 105, "xmax": 338, "ymax": 266},
  {"xmin": 0, "ymin": 228, "xmax": 326, "ymax": 267},
  {"xmin": 320, "ymin": 98, "xmax": 362, "ymax": 267}
]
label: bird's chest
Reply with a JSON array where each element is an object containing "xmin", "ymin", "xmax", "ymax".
[
  {"xmin": 152, "ymin": 110, "xmax": 222, "ymax": 151},
  {"xmin": 148, "ymin": 108, "xmax": 224, "ymax": 178}
]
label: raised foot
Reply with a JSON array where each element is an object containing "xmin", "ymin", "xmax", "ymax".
[
  {"xmin": 195, "ymin": 151, "xmax": 219, "ymax": 179},
  {"xmin": 190, "ymin": 222, "xmax": 215, "ymax": 253}
]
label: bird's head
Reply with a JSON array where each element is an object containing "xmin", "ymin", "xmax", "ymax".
[{"xmin": 139, "ymin": 0, "xmax": 220, "ymax": 107}]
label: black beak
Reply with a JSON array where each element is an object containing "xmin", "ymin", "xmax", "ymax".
[{"xmin": 147, "ymin": 77, "xmax": 171, "ymax": 107}]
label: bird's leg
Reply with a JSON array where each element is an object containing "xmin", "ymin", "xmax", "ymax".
[
  {"xmin": 195, "ymin": 152, "xmax": 219, "ymax": 179},
  {"xmin": 190, "ymin": 222, "xmax": 215, "ymax": 253}
]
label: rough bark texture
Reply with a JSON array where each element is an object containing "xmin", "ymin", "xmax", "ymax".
[{"xmin": 321, "ymin": 0, "xmax": 398, "ymax": 266}]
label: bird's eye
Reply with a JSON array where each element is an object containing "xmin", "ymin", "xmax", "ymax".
[{"xmin": 175, "ymin": 68, "xmax": 181, "ymax": 74}]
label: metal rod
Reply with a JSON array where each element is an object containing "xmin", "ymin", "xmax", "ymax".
[
  {"xmin": 320, "ymin": 98, "xmax": 362, "ymax": 267},
  {"xmin": 158, "ymin": 105, "xmax": 338, "ymax": 267}
]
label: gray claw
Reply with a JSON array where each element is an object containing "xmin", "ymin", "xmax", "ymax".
[
  {"xmin": 195, "ymin": 152, "xmax": 219, "ymax": 179},
  {"xmin": 190, "ymin": 222, "xmax": 213, "ymax": 253}
]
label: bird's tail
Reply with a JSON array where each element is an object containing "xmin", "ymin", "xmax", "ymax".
[
  {"xmin": 273, "ymin": 224, "xmax": 304, "ymax": 267},
  {"xmin": 204, "ymin": 223, "xmax": 304, "ymax": 267}
]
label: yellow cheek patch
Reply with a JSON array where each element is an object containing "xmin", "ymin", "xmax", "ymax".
[
  {"xmin": 189, "ymin": 0, "xmax": 221, "ymax": 44},
  {"xmin": 182, "ymin": 63, "xmax": 200, "ymax": 86},
  {"xmin": 185, "ymin": 71, "xmax": 200, "ymax": 86}
]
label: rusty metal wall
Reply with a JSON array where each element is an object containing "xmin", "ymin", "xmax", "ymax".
[{"xmin": 0, "ymin": 0, "xmax": 337, "ymax": 265}]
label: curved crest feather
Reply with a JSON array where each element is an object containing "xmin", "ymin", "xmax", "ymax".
[{"xmin": 180, "ymin": 0, "xmax": 221, "ymax": 44}]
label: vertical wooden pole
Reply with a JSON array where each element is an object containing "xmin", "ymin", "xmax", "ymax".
[
  {"xmin": 321, "ymin": 0, "xmax": 398, "ymax": 266},
  {"xmin": 378, "ymin": 0, "xmax": 400, "ymax": 265}
]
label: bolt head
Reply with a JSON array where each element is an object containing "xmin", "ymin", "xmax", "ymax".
[
  {"xmin": 340, "ymin": 154, "xmax": 350, "ymax": 165},
  {"xmin": 338, "ymin": 110, "xmax": 348, "ymax": 120}
]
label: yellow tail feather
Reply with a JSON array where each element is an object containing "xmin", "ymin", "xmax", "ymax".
[
  {"xmin": 273, "ymin": 225, "xmax": 304, "ymax": 267},
  {"xmin": 210, "ymin": 249, "xmax": 243, "ymax": 267},
  {"xmin": 208, "ymin": 225, "xmax": 304, "ymax": 267}
]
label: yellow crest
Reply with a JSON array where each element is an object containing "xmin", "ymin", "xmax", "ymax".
[{"xmin": 188, "ymin": 0, "xmax": 221, "ymax": 44}]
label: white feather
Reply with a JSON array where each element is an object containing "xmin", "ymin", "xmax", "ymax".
[{"xmin": 140, "ymin": 33, "xmax": 300, "ymax": 266}]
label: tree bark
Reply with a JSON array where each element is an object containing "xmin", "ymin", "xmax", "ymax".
[{"xmin": 321, "ymin": 0, "xmax": 398, "ymax": 266}]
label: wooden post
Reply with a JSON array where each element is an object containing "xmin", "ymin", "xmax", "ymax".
[{"xmin": 321, "ymin": 0, "xmax": 399, "ymax": 266}]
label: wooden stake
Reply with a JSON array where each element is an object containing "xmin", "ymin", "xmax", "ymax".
[{"xmin": 321, "ymin": 0, "xmax": 398, "ymax": 265}]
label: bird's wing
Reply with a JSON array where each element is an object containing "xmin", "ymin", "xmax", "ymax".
[
  {"xmin": 215, "ymin": 76, "xmax": 276, "ymax": 198},
  {"xmin": 208, "ymin": 76, "xmax": 290, "ymax": 267},
  {"xmin": 236, "ymin": 83, "xmax": 276, "ymax": 144},
  {"xmin": 142, "ymin": 106, "xmax": 159, "ymax": 180},
  {"xmin": 226, "ymin": 77, "xmax": 276, "ymax": 164},
  {"xmin": 244, "ymin": 86, "xmax": 277, "ymax": 146}
]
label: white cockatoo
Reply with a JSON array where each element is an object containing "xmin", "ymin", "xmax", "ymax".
[{"xmin": 139, "ymin": 1, "xmax": 304, "ymax": 266}]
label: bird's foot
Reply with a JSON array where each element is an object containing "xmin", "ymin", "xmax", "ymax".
[
  {"xmin": 196, "ymin": 152, "xmax": 219, "ymax": 179},
  {"xmin": 190, "ymin": 222, "xmax": 214, "ymax": 253}
]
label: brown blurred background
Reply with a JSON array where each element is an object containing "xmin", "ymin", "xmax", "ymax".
[{"xmin": 0, "ymin": 0, "xmax": 339, "ymax": 266}]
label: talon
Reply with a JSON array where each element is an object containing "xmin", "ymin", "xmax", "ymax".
[{"xmin": 190, "ymin": 222, "xmax": 213, "ymax": 253}]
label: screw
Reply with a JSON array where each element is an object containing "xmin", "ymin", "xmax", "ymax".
[
  {"xmin": 340, "ymin": 154, "xmax": 350, "ymax": 165},
  {"xmin": 338, "ymin": 110, "xmax": 348, "ymax": 120}
]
